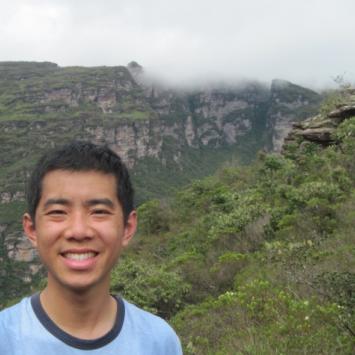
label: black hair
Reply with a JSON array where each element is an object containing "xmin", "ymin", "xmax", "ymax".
[{"xmin": 26, "ymin": 141, "xmax": 134, "ymax": 224}]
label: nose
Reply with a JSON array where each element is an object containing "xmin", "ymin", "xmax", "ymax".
[{"xmin": 64, "ymin": 211, "xmax": 94, "ymax": 241}]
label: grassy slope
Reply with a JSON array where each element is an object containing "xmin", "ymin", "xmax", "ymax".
[{"xmin": 111, "ymin": 112, "xmax": 355, "ymax": 353}]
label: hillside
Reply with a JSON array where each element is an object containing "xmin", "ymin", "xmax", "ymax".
[
  {"xmin": 112, "ymin": 89, "xmax": 354, "ymax": 353},
  {"xmin": 1, "ymin": 82, "xmax": 353, "ymax": 352}
]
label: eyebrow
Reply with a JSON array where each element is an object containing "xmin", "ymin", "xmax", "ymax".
[
  {"xmin": 44, "ymin": 198, "xmax": 70, "ymax": 208},
  {"xmin": 43, "ymin": 198, "xmax": 115, "ymax": 209},
  {"xmin": 84, "ymin": 199, "xmax": 115, "ymax": 208}
]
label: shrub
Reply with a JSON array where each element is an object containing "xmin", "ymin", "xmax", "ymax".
[
  {"xmin": 110, "ymin": 258, "xmax": 190, "ymax": 318},
  {"xmin": 137, "ymin": 199, "xmax": 170, "ymax": 235},
  {"xmin": 172, "ymin": 279, "xmax": 354, "ymax": 354}
]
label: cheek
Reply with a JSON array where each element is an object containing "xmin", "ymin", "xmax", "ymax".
[
  {"xmin": 101, "ymin": 233, "xmax": 122, "ymax": 248},
  {"xmin": 96, "ymin": 221, "xmax": 123, "ymax": 238},
  {"xmin": 35, "ymin": 224, "xmax": 62, "ymax": 246}
]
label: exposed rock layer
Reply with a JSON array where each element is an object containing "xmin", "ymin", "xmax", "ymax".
[{"xmin": 283, "ymin": 89, "xmax": 355, "ymax": 149}]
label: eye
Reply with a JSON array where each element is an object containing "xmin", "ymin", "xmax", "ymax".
[
  {"xmin": 45, "ymin": 209, "xmax": 67, "ymax": 219},
  {"xmin": 92, "ymin": 209, "xmax": 112, "ymax": 215},
  {"xmin": 46, "ymin": 209, "xmax": 66, "ymax": 215}
]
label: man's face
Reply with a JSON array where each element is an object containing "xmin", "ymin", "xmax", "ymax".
[{"xmin": 23, "ymin": 169, "xmax": 137, "ymax": 293}]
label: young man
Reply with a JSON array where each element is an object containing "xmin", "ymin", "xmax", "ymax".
[{"xmin": 0, "ymin": 141, "xmax": 182, "ymax": 354}]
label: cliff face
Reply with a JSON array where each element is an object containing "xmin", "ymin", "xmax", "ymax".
[
  {"xmin": 86, "ymin": 82, "xmax": 271, "ymax": 167},
  {"xmin": 0, "ymin": 63, "xmax": 320, "ymax": 172},
  {"xmin": 0, "ymin": 62, "xmax": 321, "ymax": 302}
]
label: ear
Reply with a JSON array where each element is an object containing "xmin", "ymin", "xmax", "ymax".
[
  {"xmin": 23, "ymin": 213, "xmax": 38, "ymax": 248},
  {"xmin": 122, "ymin": 210, "xmax": 137, "ymax": 247}
]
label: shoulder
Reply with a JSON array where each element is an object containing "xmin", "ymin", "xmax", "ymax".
[
  {"xmin": 122, "ymin": 299, "xmax": 179, "ymax": 337},
  {"xmin": 0, "ymin": 297, "xmax": 32, "ymax": 350},
  {"xmin": 121, "ymin": 299, "xmax": 182, "ymax": 354},
  {"xmin": 0, "ymin": 297, "xmax": 30, "ymax": 325},
  {"xmin": 123, "ymin": 299, "xmax": 172, "ymax": 329}
]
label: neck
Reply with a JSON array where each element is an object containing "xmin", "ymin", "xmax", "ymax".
[{"xmin": 40, "ymin": 279, "xmax": 117, "ymax": 340}]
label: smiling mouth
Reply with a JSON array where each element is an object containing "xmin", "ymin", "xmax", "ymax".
[{"xmin": 62, "ymin": 252, "xmax": 97, "ymax": 261}]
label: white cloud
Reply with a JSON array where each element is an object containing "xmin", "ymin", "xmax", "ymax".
[{"xmin": 0, "ymin": 0, "xmax": 354, "ymax": 88}]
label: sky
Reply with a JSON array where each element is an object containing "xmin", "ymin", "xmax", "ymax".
[{"xmin": 1, "ymin": 0, "xmax": 355, "ymax": 89}]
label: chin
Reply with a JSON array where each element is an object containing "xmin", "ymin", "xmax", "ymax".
[{"xmin": 48, "ymin": 274, "xmax": 108, "ymax": 294}]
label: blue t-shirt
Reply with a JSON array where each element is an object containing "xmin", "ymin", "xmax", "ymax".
[{"xmin": 0, "ymin": 294, "xmax": 182, "ymax": 354}]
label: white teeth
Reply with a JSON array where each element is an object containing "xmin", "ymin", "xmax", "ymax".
[{"xmin": 64, "ymin": 252, "xmax": 96, "ymax": 261}]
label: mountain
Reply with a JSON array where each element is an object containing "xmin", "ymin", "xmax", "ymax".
[
  {"xmin": 0, "ymin": 61, "xmax": 321, "ymax": 194},
  {"xmin": 0, "ymin": 61, "xmax": 321, "ymax": 304}
]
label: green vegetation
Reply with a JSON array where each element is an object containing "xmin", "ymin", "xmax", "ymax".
[
  {"xmin": 2, "ymin": 103, "xmax": 353, "ymax": 352},
  {"xmin": 0, "ymin": 61, "xmax": 152, "ymax": 123},
  {"xmin": 112, "ymin": 114, "xmax": 355, "ymax": 353},
  {"xmin": 1, "ymin": 63, "xmax": 352, "ymax": 352}
]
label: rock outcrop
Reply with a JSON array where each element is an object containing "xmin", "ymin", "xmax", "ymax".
[{"xmin": 283, "ymin": 89, "xmax": 355, "ymax": 149}]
